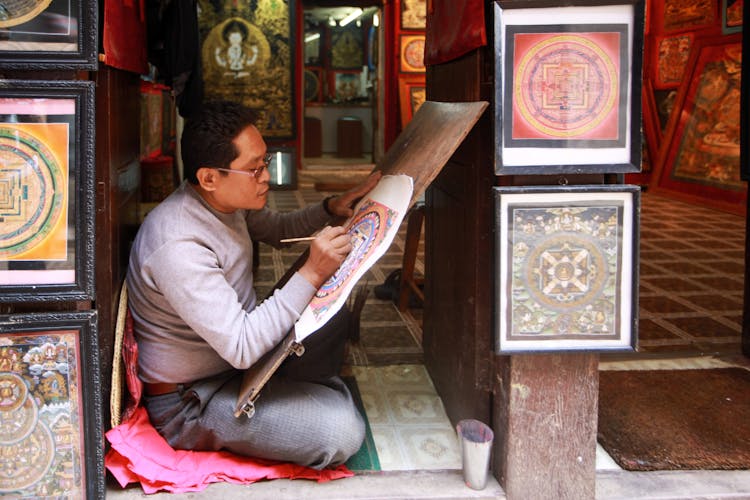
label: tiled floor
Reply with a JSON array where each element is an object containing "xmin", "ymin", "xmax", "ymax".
[
  {"xmin": 637, "ymin": 193, "xmax": 745, "ymax": 355},
  {"xmin": 350, "ymin": 364, "xmax": 462, "ymax": 471}
]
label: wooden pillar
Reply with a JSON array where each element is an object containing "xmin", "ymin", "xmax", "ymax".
[{"xmin": 494, "ymin": 353, "xmax": 599, "ymax": 500}]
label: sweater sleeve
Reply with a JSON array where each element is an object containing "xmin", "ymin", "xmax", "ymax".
[{"xmin": 143, "ymin": 240, "xmax": 316, "ymax": 370}]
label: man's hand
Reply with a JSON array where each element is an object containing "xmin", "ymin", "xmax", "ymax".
[
  {"xmin": 326, "ymin": 171, "xmax": 382, "ymax": 217},
  {"xmin": 298, "ymin": 226, "xmax": 352, "ymax": 288}
]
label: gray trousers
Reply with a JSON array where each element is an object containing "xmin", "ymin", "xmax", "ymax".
[{"xmin": 143, "ymin": 308, "xmax": 365, "ymax": 469}]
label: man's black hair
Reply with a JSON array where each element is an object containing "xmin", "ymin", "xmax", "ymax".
[{"xmin": 181, "ymin": 100, "xmax": 259, "ymax": 184}]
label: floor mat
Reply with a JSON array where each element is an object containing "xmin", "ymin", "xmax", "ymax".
[
  {"xmin": 598, "ymin": 367, "xmax": 750, "ymax": 470},
  {"xmin": 343, "ymin": 376, "xmax": 381, "ymax": 472}
]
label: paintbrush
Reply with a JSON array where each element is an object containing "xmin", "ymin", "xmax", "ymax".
[{"xmin": 280, "ymin": 236, "xmax": 317, "ymax": 243}]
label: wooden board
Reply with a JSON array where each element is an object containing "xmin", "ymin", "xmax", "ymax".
[
  {"xmin": 236, "ymin": 100, "xmax": 489, "ymax": 417},
  {"xmin": 374, "ymin": 100, "xmax": 488, "ymax": 207}
]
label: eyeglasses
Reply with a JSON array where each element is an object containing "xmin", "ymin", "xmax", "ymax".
[{"xmin": 216, "ymin": 153, "xmax": 272, "ymax": 180}]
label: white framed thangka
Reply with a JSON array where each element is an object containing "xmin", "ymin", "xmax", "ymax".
[
  {"xmin": 0, "ymin": 80, "xmax": 95, "ymax": 303},
  {"xmin": 198, "ymin": 0, "xmax": 296, "ymax": 139},
  {"xmin": 494, "ymin": 185, "xmax": 639, "ymax": 353},
  {"xmin": 493, "ymin": 1, "xmax": 645, "ymax": 175}
]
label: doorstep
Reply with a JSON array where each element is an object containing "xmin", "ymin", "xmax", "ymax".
[
  {"xmin": 106, "ymin": 469, "xmax": 504, "ymax": 499},
  {"xmin": 106, "ymin": 468, "xmax": 750, "ymax": 499}
]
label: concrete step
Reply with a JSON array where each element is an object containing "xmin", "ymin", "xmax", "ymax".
[
  {"xmin": 107, "ymin": 469, "xmax": 750, "ymax": 499},
  {"xmin": 106, "ymin": 469, "xmax": 505, "ymax": 499}
]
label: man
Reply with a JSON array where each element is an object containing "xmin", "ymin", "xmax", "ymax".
[{"xmin": 126, "ymin": 100, "xmax": 379, "ymax": 469}]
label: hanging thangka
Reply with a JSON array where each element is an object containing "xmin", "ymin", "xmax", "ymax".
[{"xmin": 198, "ymin": 0, "xmax": 295, "ymax": 138}]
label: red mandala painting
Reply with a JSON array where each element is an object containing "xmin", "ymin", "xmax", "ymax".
[
  {"xmin": 309, "ymin": 200, "xmax": 397, "ymax": 319},
  {"xmin": 511, "ymin": 31, "xmax": 622, "ymax": 141}
]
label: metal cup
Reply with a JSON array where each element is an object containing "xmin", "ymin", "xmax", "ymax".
[{"xmin": 456, "ymin": 419, "xmax": 494, "ymax": 490}]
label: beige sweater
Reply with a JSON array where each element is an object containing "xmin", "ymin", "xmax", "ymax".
[{"xmin": 126, "ymin": 181, "xmax": 329, "ymax": 384}]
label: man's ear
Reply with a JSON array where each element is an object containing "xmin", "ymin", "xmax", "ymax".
[{"xmin": 196, "ymin": 167, "xmax": 219, "ymax": 191}]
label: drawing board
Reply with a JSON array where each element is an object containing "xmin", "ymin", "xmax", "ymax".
[{"xmin": 294, "ymin": 175, "xmax": 413, "ymax": 342}]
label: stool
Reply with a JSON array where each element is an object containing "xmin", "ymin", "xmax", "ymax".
[
  {"xmin": 398, "ymin": 205, "xmax": 425, "ymax": 312},
  {"xmin": 336, "ymin": 116, "xmax": 362, "ymax": 158}
]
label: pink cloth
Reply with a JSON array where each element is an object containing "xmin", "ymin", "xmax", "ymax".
[
  {"xmin": 105, "ymin": 309, "xmax": 353, "ymax": 494},
  {"xmin": 105, "ymin": 407, "xmax": 353, "ymax": 494}
]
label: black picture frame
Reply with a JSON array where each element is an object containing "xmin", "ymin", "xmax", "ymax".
[
  {"xmin": 740, "ymin": 0, "xmax": 750, "ymax": 181},
  {"xmin": 0, "ymin": 310, "xmax": 104, "ymax": 499},
  {"xmin": 493, "ymin": 184, "xmax": 640, "ymax": 354},
  {"xmin": 493, "ymin": 0, "xmax": 644, "ymax": 175},
  {"xmin": 0, "ymin": 80, "xmax": 95, "ymax": 303},
  {"xmin": 0, "ymin": 0, "xmax": 98, "ymax": 69},
  {"xmin": 267, "ymin": 146, "xmax": 298, "ymax": 190}
]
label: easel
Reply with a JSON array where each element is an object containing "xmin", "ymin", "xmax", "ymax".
[{"xmin": 397, "ymin": 204, "xmax": 425, "ymax": 312}]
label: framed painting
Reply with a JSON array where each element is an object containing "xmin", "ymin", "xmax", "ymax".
[
  {"xmin": 304, "ymin": 67, "xmax": 323, "ymax": 103},
  {"xmin": 401, "ymin": 0, "xmax": 426, "ymax": 30},
  {"xmin": 721, "ymin": 0, "xmax": 743, "ymax": 34},
  {"xmin": 654, "ymin": 0, "xmax": 717, "ymax": 34},
  {"xmin": 494, "ymin": 1, "xmax": 644, "ymax": 175},
  {"xmin": 329, "ymin": 70, "xmax": 363, "ymax": 102},
  {"xmin": 493, "ymin": 185, "xmax": 639, "ymax": 353},
  {"xmin": 267, "ymin": 146, "xmax": 297, "ymax": 190},
  {"xmin": 652, "ymin": 34, "xmax": 745, "ymax": 214},
  {"xmin": 329, "ymin": 25, "xmax": 364, "ymax": 70},
  {"xmin": 653, "ymin": 32, "xmax": 694, "ymax": 89},
  {"xmin": 398, "ymin": 77, "xmax": 426, "ymax": 127},
  {"xmin": 399, "ymin": 34, "xmax": 425, "ymax": 73},
  {"xmin": 0, "ymin": 0, "xmax": 97, "ymax": 69},
  {"xmin": 0, "ymin": 80, "xmax": 95, "ymax": 303},
  {"xmin": 0, "ymin": 311, "xmax": 104, "ymax": 498},
  {"xmin": 198, "ymin": 0, "xmax": 296, "ymax": 139}
]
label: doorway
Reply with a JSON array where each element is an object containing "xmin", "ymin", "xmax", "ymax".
[{"xmin": 301, "ymin": 4, "xmax": 381, "ymax": 177}]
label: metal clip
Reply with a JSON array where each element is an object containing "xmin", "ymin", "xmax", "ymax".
[
  {"xmin": 240, "ymin": 400, "xmax": 256, "ymax": 419},
  {"xmin": 291, "ymin": 342, "xmax": 305, "ymax": 357}
]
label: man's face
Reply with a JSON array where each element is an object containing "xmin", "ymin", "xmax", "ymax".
[{"xmin": 209, "ymin": 125, "xmax": 270, "ymax": 212}]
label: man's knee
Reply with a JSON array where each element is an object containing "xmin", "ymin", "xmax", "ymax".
[{"xmin": 309, "ymin": 404, "xmax": 365, "ymax": 468}]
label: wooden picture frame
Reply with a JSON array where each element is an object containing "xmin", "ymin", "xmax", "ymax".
[
  {"xmin": 0, "ymin": 0, "xmax": 97, "ymax": 69},
  {"xmin": 493, "ymin": 1, "xmax": 644, "ymax": 175},
  {"xmin": 494, "ymin": 184, "xmax": 639, "ymax": 354},
  {"xmin": 266, "ymin": 146, "xmax": 298, "ymax": 190},
  {"xmin": 641, "ymin": 77, "xmax": 661, "ymax": 172},
  {"xmin": 652, "ymin": 34, "xmax": 745, "ymax": 214},
  {"xmin": 653, "ymin": 0, "xmax": 718, "ymax": 34},
  {"xmin": 398, "ymin": 78, "xmax": 426, "ymax": 127},
  {"xmin": 0, "ymin": 311, "xmax": 104, "ymax": 498},
  {"xmin": 400, "ymin": 0, "xmax": 426, "ymax": 30},
  {"xmin": 721, "ymin": 0, "xmax": 743, "ymax": 34},
  {"xmin": 399, "ymin": 34, "xmax": 425, "ymax": 73},
  {"xmin": 0, "ymin": 80, "xmax": 95, "ymax": 303}
]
